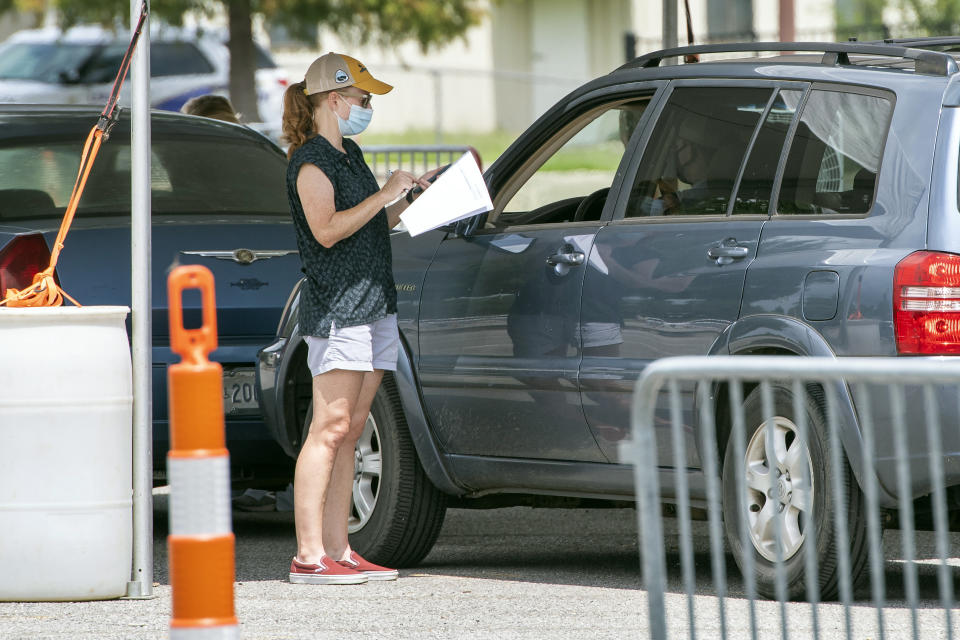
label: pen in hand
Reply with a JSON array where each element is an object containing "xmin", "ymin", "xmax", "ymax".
[{"xmin": 385, "ymin": 169, "xmax": 417, "ymax": 202}]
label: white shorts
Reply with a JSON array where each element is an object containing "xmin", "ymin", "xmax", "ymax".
[
  {"xmin": 305, "ymin": 314, "xmax": 399, "ymax": 377},
  {"xmin": 581, "ymin": 322, "xmax": 624, "ymax": 348}
]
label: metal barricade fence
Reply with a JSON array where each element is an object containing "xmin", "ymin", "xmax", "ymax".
[
  {"xmin": 362, "ymin": 144, "xmax": 475, "ymax": 184},
  {"xmin": 623, "ymin": 355, "xmax": 959, "ymax": 640}
]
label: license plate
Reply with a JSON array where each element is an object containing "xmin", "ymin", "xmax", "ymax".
[{"xmin": 223, "ymin": 368, "xmax": 259, "ymax": 415}]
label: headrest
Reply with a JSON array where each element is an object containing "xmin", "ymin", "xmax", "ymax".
[{"xmin": 0, "ymin": 189, "xmax": 56, "ymax": 218}]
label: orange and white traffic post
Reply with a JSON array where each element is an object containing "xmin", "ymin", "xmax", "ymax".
[{"xmin": 167, "ymin": 265, "xmax": 238, "ymax": 639}]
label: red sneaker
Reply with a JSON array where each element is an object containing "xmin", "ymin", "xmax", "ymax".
[
  {"xmin": 289, "ymin": 556, "xmax": 368, "ymax": 585},
  {"xmin": 336, "ymin": 551, "xmax": 399, "ymax": 581}
]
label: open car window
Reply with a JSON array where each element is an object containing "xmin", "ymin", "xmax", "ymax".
[{"xmin": 493, "ymin": 98, "xmax": 649, "ymax": 227}]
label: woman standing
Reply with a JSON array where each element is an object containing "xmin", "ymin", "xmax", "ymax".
[{"xmin": 281, "ymin": 52, "xmax": 432, "ymax": 585}]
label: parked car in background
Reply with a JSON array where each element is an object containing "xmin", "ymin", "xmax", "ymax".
[
  {"xmin": 258, "ymin": 38, "xmax": 960, "ymax": 598},
  {"xmin": 0, "ymin": 104, "xmax": 301, "ymax": 485},
  {"xmin": 0, "ymin": 25, "xmax": 287, "ymax": 124}
]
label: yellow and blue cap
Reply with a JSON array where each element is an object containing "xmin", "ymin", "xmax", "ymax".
[{"xmin": 303, "ymin": 52, "xmax": 393, "ymax": 96}]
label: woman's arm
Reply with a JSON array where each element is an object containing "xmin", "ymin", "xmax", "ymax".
[{"xmin": 297, "ymin": 164, "xmax": 416, "ymax": 247}]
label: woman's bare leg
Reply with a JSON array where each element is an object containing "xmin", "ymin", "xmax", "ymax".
[
  {"xmin": 322, "ymin": 369, "xmax": 384, "ymax": 560},
  {"xmin": 293, "ymin": 369, "xmax": 365, "ymax": 563}
]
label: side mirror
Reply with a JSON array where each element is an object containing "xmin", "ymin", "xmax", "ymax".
[
  {"xmin": 58, "ymin": 69, "xmax": 81, "ymax": 85},
  {"xmin": 448, "ymin": 212, "xmax": 489, "ymax": 238}
]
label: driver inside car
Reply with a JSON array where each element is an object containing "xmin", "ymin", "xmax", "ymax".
[{"xmin": 633, "ymin": 113, "xmax": 738, "ymax": 216}]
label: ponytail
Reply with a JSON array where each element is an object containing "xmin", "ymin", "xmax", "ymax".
[{"xmin": 282, "ymin": 81, "xmax": 327, "ymax": 158}]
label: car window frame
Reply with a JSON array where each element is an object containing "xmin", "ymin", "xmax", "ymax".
[
  {"xmin": 768, "ymin": 82, "xmax": 897, "ymax": 220},
  {"xmin": 478, "ymin": 80, "xmax": 669, "ymax": 234},
  {"xmin": 610, "ymin": 78, "xmax": 809, "ymax": 225}
]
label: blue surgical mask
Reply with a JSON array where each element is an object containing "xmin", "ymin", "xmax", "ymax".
[{"xmin": 337, "ymin": 103, "xmax": 372, "ymax": 136}]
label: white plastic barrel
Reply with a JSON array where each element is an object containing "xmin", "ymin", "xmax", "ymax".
[{"xmin": 0, "ymin": 306, "xmax": 132, "ymax": 601}]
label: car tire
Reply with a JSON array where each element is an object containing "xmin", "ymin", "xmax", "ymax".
[
  {"xmin": 301, "ymin": 375, "xmax": 447, "ymax": 568},
  {"xmin": 721, "ymin": 382, "xmax": 869, "ymax": 601}
]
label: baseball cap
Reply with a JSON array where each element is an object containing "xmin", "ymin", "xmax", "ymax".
[{"xmin": 303, "ymin": 52, "xmax": 393, "ymax": 96}]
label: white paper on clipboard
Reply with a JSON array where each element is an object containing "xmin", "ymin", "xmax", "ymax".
[{"xmin": 399, "ymin": 151, "xmax": 493, "ymax": 237}]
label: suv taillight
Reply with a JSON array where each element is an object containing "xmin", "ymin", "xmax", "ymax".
[
  {"xmin": 894, "ymin": 251, "xmax": 960, "ymax": 354},
  {"xmin": 0, "ymin": 234, "xmax": 53, "ymax": 295}
]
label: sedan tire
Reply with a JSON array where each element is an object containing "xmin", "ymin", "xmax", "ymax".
[{"xmin": 721, "ymin": 382, "xmax": 869, "ymax": 600}]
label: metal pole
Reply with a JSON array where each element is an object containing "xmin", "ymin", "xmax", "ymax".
[
  {"xmin": 624, "ymin": 31, "xmax": 637, "ymax": 63},
  {"xmin": 779, "ymin": 0, "xmax": 796, "ymax": 42},
  {"xmin": 126, "ymin": 0, "xmax": 153, "ymax": 599},
  {"xmin": 662, "ymin": 0, "xmax": 678, "ymax": 51}
]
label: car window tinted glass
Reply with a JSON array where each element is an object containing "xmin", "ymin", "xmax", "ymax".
[
  {"xmin": 498, "ymin": 100, "xmax": 648, "ymax": 226},
  {"xmin": 626, "ymin": 86, "xmax": 772, "ymax": 218},
  {"xmin": 776, "ymin": 89, "xmax": 892, "ymax": 215},
  {"xmin": 731, "ymin": 89, "xmax": 802, "ymax": 214},
  {"xmin": 78, "ymin": 41, "xmax": 220, "ymax": 83},
  {"xmin": 80, "ymin": 43, "xmax": 126, "ymax": 83},
  {"xmin": 0, "ymin": 137, "xmax": 287, "ymax": 219},
  {"xmin": 0, "ymin": 42, "xmax": 99, "ymax": 82},
  {"xmin": 255, "ymin": 44, "xmax": 276, "ymax": 69},
  {"xmin": 151, "ymin": 42, "xmax": 215, "ymax": 77}
]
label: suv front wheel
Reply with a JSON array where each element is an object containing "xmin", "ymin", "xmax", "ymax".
[
  {"xmin": 721, "ymin": 383, "xmax": 869, "ymax": 600},
  {"xmin": 300, "ymin": 376, "xmax": 447, "ymax": 567}
]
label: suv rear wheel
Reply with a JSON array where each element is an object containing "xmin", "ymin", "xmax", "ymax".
[
  {"xmin": 721, "ymin": 383, "xmax": 869, "ymax": 600},
  {"xmin": 301, "ymin": 376, "xmax": 447, "ymax": 567}
]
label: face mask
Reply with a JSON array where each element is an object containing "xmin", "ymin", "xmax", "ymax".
[{"xmin": 337, "ymin": 102, "xmax": 373, "ymax": 136}]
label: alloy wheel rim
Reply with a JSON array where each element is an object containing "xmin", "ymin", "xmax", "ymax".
[
  {"xmin": 743, "ymin": 416, "xmax": 814, "ymax": 562},
  {"xmin": 348, "ymin": 412, "xmax": 382, "ymax": 533}
]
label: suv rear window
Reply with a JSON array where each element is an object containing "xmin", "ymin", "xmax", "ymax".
[
  {"xmin": 776, "ymin": 89, "xmax": 892, "ymax": 215},
  {"xmin": 0, "ymin": 136, "xmax": 287, "ymax": 219}
]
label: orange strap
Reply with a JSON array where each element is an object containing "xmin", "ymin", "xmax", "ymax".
[
  {"xmin": 1, "ymin": 127, "xmax": 101, "ymax": 307},
  {"xmin": 1, "ymin": 1, "xmax": 148, "ymax": 308}
]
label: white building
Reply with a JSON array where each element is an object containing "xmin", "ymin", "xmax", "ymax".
[{"xmin": 273, "ymin": 0, "xmax": 838, "ymax": 135}]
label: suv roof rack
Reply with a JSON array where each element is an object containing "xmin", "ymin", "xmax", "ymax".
[
  {"xmin": 878, "ymin": 36, "xmax": 960, "ymax": 49},
  {"xmin": 618, "ymin": 41, "xmax": 958, "ymax": 77}
]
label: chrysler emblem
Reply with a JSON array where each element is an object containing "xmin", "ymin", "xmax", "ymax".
[{"xmin": 181, "ymin": 249, "xmax": 298, "ymax": 265}]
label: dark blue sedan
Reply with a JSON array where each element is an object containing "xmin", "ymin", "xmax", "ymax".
[{"xmin": 0, "ymin": 105, "xmax": 300, "ymax": 485}]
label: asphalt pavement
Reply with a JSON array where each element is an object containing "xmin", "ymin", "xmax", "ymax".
[{"xmin": 1, "ymin": 496, "xmax": 957, "ymax": 639}]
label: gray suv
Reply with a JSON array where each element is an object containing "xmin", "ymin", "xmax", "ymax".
[{"xmin": 258, "ymin": 40, "xmax": 960, "ymax": 599}]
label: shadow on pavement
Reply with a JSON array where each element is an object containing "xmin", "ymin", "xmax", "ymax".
[
  {"xmin": 153, "ymin": 499, "xmax": 642, "ymax": 588},
  {"xmin": 152, "ymin": 496, "xmax": 958, "ymax": 605}
]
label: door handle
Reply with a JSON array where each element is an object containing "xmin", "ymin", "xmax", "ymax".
[
  {"xmin": 707, "ymin": 239, "xmax": 749, "ymax": 265},
  {"xmin": 545, "ymin": 252, "xmax": 585, "ymax": 266},
  {"xmin": 546, "ymin": 249, "xmax": 585, "ymax": 276},
  {"xmin": 707, "ymin": 246, "xmax": 748, "ymax": 259}
]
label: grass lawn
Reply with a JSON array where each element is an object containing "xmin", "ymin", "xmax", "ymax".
[{"xmin": 357, "ymin": 129, "xmax": 519, "ymax": 168}]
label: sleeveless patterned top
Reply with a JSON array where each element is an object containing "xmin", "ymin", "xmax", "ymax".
[{"xmin": 286, "ymin": 135, "xmax": 397, "ymax": 337}]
